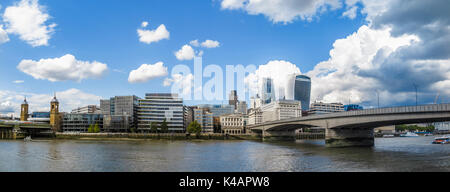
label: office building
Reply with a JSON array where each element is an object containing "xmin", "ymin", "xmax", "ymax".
[
  {"xmin": 435, "ymin": 122, "xmax": 450, "ymax": 131},
  {"xmin": 184, "ymin": 106, "xmax": 197, "ymax": 130},
  {"xmin": 250, "ymin": 95, "xmax": 263, "ymax": 109},
  {"xmin": 220, "ymin": 113, "xmax": 246, "ymax": 135},
  {"xmin": 261, "ymin": 100, "xmax": 302, "ymax": 122},
  {"xmin": 213, "ymin": 116, "xmax": 221, "ymax": 133},
  {"xmin": 103, "ymin": 115, "xmax": 131, "ymax": 132},
  {"xmin": 310, "ymin": 102, "xmax": 345, "ymax": 114},
  {"xmin": 100, "ymin": 99, "xmax": 111, "ymax": 115},
  {"xmin": 260, "ymin": 77, "xmax": 275, "ymax": 105},
  {"xmin": 248, "ymin": 108, "xmax": 262, "ymax": 125},
  {"xmin": 194, "ymin": 108, "xmax": 214, "ymax": 133},
  {"xmin": 236, "ymin": 101, "xmax": 248, "ymax": 114},
  {"xmin": 62, "ymin": 113, "xmax": 103, "ymax": 132},
  {"xmin": 294, "ymin": 75, "xmax": 311, "ymax": 111},
  {"xmin": 137, "ymin": 93, "xmax": 184, "ymax": 132},
  {"xmin": 71, "ymin": 105, "xmax": 101, "ymax": 114},
  {"xmin": 228, "ymin": 90, "xmax": 238, "ymax": 109},
  {"xmin": 100, "ymin": 95, "xmax": 140, "ymax": 130},
  {"xmin": 197, "ymin": 104, "xmax": 235, "ymax": 117}
]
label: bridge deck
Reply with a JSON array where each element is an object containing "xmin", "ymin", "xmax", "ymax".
[{"xmin": 249, "ymin": 103, "xmax": 450, "ymax": 130}]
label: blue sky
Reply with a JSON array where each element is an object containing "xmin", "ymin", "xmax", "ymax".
[{"xmin": 1, "ymin": 0, "xmax": 449, "ymax": 114}]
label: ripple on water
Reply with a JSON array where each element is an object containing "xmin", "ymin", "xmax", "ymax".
[{"xmin": 1, "ymin": 138, "xmax": 449, "ymax": 172}]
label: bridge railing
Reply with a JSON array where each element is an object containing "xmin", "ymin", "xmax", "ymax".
[
  {"xmin": 310, "ymin": 103, "xmax": 450, "ymax": 119},
  {"xmin": 249, "ymin": 103, "xmax": 450, "ymax": 127}
]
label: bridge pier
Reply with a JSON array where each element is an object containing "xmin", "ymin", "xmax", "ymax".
[
  {"xmin": 325, "ymin": 128, "xmax": 374, "ymax": 147},
  {"xmin": 0, "ymin": 129, "xmax": 15, "ymax": 139},
  {"xmin": 262, "ymin": 130, "xmax": 296, "ymax": 142}
]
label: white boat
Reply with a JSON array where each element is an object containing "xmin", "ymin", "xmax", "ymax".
[
  {"xmin": 400, "ymin": 132, "xmax": 419, "ymax": 137},
  {"xmin": 24, "ymin": 136, "xmax": 32, "ymax": 142},
  {"xmin": 383, "ymin": 134, "xmax": 395, "ymax": 138}
]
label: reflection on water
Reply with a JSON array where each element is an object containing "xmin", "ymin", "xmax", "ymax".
[{"xmin": 0, "ymin": 137, "xmax": 448, "ymax": 172}]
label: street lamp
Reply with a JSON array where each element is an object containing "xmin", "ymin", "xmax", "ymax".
[
  {"xmin": 375, "ymin": 90, "xmax": 380, "ymax": 108},
  {"xmin": 413, "ymin": 83, "xmax": 418, "ymax": 106}
]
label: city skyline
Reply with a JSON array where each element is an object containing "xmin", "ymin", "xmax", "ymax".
[{"xmin": 1, "ymin": 0, "xmax": 450, "ymax": 117}]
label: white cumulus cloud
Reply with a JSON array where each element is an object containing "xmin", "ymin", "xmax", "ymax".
[
  {"xmin": 141, "ymin": 21, "xmax": 148, "ymax": 28},
  {"xmin": 163, "ymin": 73, "xmax": 194, "ymax": 99},
  {"xmin": 306, "ymin": 25, "xmax": 420, "ymax": 106},
  {"xmin": 0, "ymin": 25, "xmax": 9, "ymax": 44},
  {"xmin": 175, "ymin": 45, "xmax": 196, "ymax": 61},
  {"xmin": 17, "ymin": 54, "xmax": 108, "ymax": 82},
  {"xmin": 220, "ymin": 0, "xmax": 342, "ymax": 23},
  {"xmin": 201, "ymin": 39, "xmax": 220, "ymax": 48},
  {"xmin": 245, "ymin": 60, "xmax": 302, "ymax": 100},
  {"xmin": 0, "ymin": 88, "xmax": 102, "ymax": 117},
  {"xmin": 342, "ymin": 5, "xmax": 358, "ymax": 19},
  {"xmin": 190, "ymin": 39, "xmax": 200, "ymax": 47},
  {"xmin": 137, "ymin": 21, "xmax": 170, "ymax": 44},
  {"xmin": 128, "ymin": 62, "xmax": 168, "ymax": 83},
  {"xmin": 2, "ymin": 0, "xmax": 56, "ymax": 47}
]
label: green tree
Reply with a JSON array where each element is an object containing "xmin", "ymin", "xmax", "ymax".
[
  {"xmin": 94, "ymin": 123, "xmax": 100, "ymax": 133},
  {"xmin": 187, "ymin": 121, "xmax": 202, "ymax": 135},
  {"xmin": 396, "ymin": 124, "xmax": 435, "ymax": 133},
  {"xmin": 160, "ymin": 119, "xmax": 169, "ymax": 133},
  {"xmin": 88, "ymin": 124, "xmax": 94, "ymax": 133},
  {"xmin": 150, "ymin": 122, "xmax": 158, "ymax": 133}
]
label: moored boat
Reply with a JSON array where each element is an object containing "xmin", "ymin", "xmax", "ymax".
[
  {"xmin": 400, "ymin": 132, "xmax": 419, "ymax": 137},
  {"xmin": 432, "ymin": 136, "xmax": 449, "ymax": 144},
  {"xmin": 24, "ymin": 136, "xmax": 32, "ymax": 142}
]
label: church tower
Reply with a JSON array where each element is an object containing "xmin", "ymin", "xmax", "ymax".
[
  {"xmin": 50, "ymin": 93, "xmax": 60, "ymax": 131},
  {"xmin": 20, "ymin": 97, "xmax": 29, "ymax": 121}
]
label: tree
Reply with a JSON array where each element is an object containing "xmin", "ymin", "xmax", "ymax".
[
  {"xmin": 88, "ymin": 124, "xmax": 94, "ymax": 133},
  {"xmin": 94, "ymin": 123, "xmax": 100, "ymax": 133},
  {"xmin": 160, "ymin": 119, "xmax": 169, "ymax": 133},
  {"xmin": 396, "ymin": 124, "xmax": 435, "ymax": 133},
  {"xmin": 187, "ymin": 121, "xmax": 202, "ymax": 135},
  {"xmin": 150, "ymin": 122, "xmax": 158, "ymax": 133}
]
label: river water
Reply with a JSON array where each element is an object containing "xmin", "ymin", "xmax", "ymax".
[{"xmin": 0, "ymin": 136, "xmax": 449, "ymax": 172}]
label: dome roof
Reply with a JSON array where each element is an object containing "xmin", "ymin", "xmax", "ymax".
[
  {"xmin": 22, "ymin": 97, "xmax": 28, "ymax": 105},
  {"xmin": 51, "ymin": 93, "xmax": 59, "ymax": 103}
]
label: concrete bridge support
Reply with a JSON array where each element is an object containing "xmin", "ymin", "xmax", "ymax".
[
  {"xmin": 262, "ymin": 130, "xmax": 296, "ymax": 141},
  {"xmin": 325, "ymin": 128, "xmax": 374, "ymax": 147}
]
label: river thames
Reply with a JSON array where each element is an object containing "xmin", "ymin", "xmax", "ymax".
[{"xmin": 0, "ymin": 136, "xmax": 449, "ymax": 172}]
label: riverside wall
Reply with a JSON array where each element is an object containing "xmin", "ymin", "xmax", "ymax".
[{"xmin": 54, "ymin": 132, "xmax": 260, "ymax": 141}]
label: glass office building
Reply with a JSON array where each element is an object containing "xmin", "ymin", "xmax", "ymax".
[
  {"xmin": 196, "ymin": 104, "xmax": 235, "ymax": 117},
  {"xmin": 294, "ymin": 75, "xmax": 311, "ymax": 111},
  {"xmin": 62, "ymin": 113, "xmax": 103, "ymax": 132},
  {"xmin": 100, "ymin": 95, "xmax": 140, "ymax": 131},
  {"xmin": 261, "ymin": 77, "xmax": 276, "ymax": 105},
  {"xmin": 194, "ymin": 108, "xmax": 214, "ymax": 133},
  {"xmin": 137, "ymin": 93, "xmax": 184, "ymax": 132}
]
